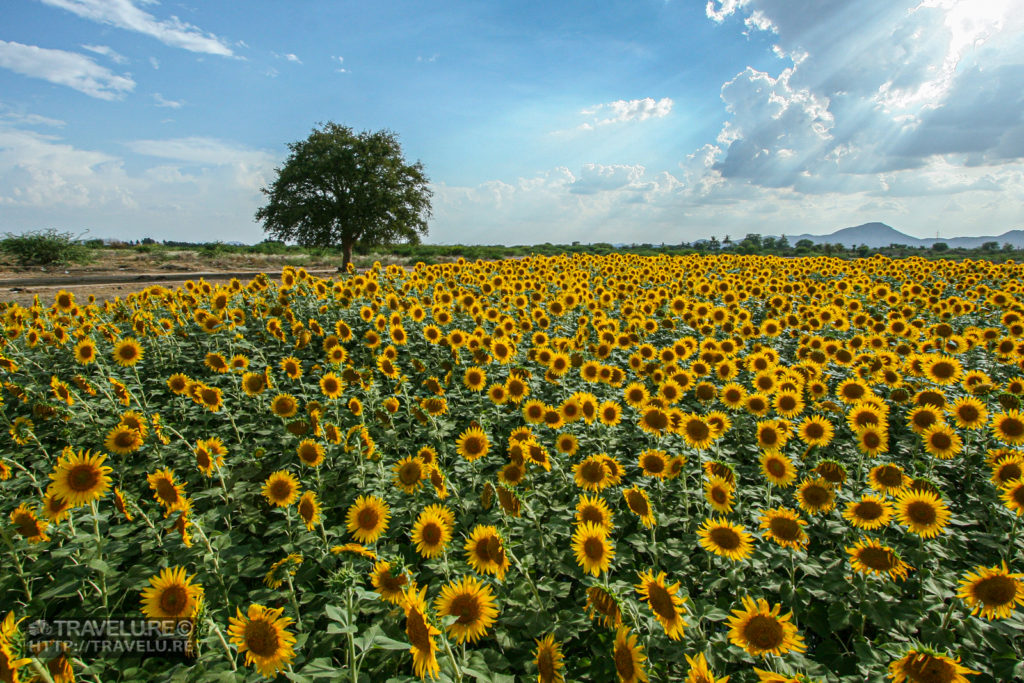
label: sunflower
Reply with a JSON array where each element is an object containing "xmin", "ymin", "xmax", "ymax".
[
  {"xmin": 319, "ymin": 372, "xmax": 345, "ymax": 399},
  {"xmin": 148, "ymin": 468, "xmax": 188, "ymax": 514},
  {"xmin": 262, "ymin": 471, "xmax": 300, "ymax": 507},
  {"xmin": 505, "ymin": 376, "xmax": 530, "ymax": 403},
  {"xmin": 330, "ymin": 543, "xmax": 377, "ymax": 560},
  {"xmin": 140, "ymin": 566, "xmax": 204, "ymax": 621},
  {"xmin": 956, "ymin": 562, "xmax": 1024, "ymax": 620},
  {"xmin": 868, "ymin": 463, "xmax": 910, "ymax": 495},
  {"xmin": 434, "ymin": 575, "xmax": 499, "ymax": 644},
  {"xmin": 498, "ymin": 461, "xmax": 527, "ymax": 486},
  {"xmin": 227, "ymin": 604, "xmax": 297, "ymax": 678},
  {"xmin": 888, "ymin": 647, "xmax": 978, "ymax": 683},
  {"xmin": 759, "ymin": 507, "xmax": 808, "ymax": 550},
  {"xmin": 573, "ymin": 455, "xmax": 612, "ymax": 492},
  {"xmin": 456, "ymin": 426, "xmax": 490, "ymax": 462},
  {"xmin": 683, "ymin": 652, "xmax": 728, "ymax": 683},
  {"xmin": 575, "ymin": 494, "xmax": 614, "ymax": 530},
  {"xmin": 924, "ymin": 355, "xmax": 963, "ymax": 385},
  {"xmin": 392, "ymin": 455, "xmax": 427, "ymax": 494},
  {"xmin": 704, "ymin": 476, "xmax": 735, "ymax": 514},
  {"xmin": 270, "ymin": 393, "xmax": 299, "ymax": 418},
  {"xmin": 992, "ymin": 409, "xmax": 1024, "ymax": 445},
  {"xmin": 599, "ymin": 400, "xmax": 623, "ymax": 426},
  {"xmin": 205, "ymin": 352, "xmax": 229, "ymax": 373},
  {"xmin": 948, "ymin": 396, "xmax": 988, "ymax": 430},
  {"xmin": 843, "ymin": 494, "xmax": 893, "ymax": 530},
  {"xmin": 572, "ymin": 522, "xmax": 614, "ymax": 576},
  {"xmin": 10, "ymin": 503, "xmax": 49, "ymax": 543},
  {"xmin": 194, "ymin": 437, "xmax": 226, "ymax": 477},
  {"xmin": 635, "ymin": 570, "xmax": 687, "ymax": 640},
  {"xmin": 370, "ymin": 561, "xmax": 409, "ymax": 604},
  {"xmin": 41, "ymin": 489, "xmax": 72, "ymax": 523},
  {"xmin": 895, "ymin": 489, "xmax": 951, "ymax": 538},
  {"xmin": 112, "ymin": 338, "xmax": 144, "ymax": 367},
  {"xmin": 855, "ymin": 425, "xmax": 888, "ymax": 457},
  {"xmin": 462, "ymin": 366, "xmax": 487, "ymax": 392},
  {"xmin": 346, "ymin": 495, "xmax": 390, "ymax": 544},
  {"xmin": 727, "ymin": 596, "xmax": 805, "ymax": 658},
  {"xmin": 624, "ymin": 382, "xmax": 650, "ymax": 408},
  {"xmin": 402, "ymin": 584, "xmax": 441, "ymax": 680},
  {"xmin": 623, "ymin": 487, "xmax": 656, "ymax": 527},
  {"xmin": 1002, "ymin": 480, "xmax": 1024, "ymax": 515},
  {"xmin": 796, "ymin": 477, "xmax": 835, "ymax": 515},
  {"xmin": 464, "ymin": 525, "xmax": 509, "ymax": 580},
  {"xmin": 48, "ymin": 449, "xmax": 111, "ymax": 508},
  {"xmin": 679, "ymin": 414, "xmax": 714, "ymax": 449},
  {"xmin": 698, "ymin": 517, "xmax": 754, "ymax": 561},
  {"xmin": 759, "ymin": 452, "xmax": 797, "ymax": 487},
  {"xmin": 554, "ymin": 432, "xmax": 579, "ymax": 456},
  {"xmin": 921, "ymin": 423, "xmax": 962, "ymax": 460},
  {"xmin": 612, "ymin": 626, "xmax": 648, "ymax": 683},
  {"xmin": 638, "ymin": 450, "xmax": 669, "ymax": 479},
  {"xmin": 586, "ymin": 585, "xmax": 623, "ymax": 629},
  {"xmin": 284, "ymin": 491, "xmax": 319, "ymax": 533},
  {"xmin": 846, "ymin": 537, "xmax": 913, "ymax": 581},
  {"xmin": 102, "ymin": 424, "xmax": 142, "ymax": 456},
  {"xmin": 907, "ymin": 405, "xmax": 944, "ymax": 434},
  {"xmin": 197, "ymin": 384, "xmax": 223, "ymax": 412},
  {"xmin": 411, "ymin": 505, "xmax": 453, "ymax": 558},
  {"xmin": 835, "ymin": 378, "xmax": 870, "ymax": 404},
  {"xmin": 638, "ymin": 406, "xmax": 670, "ymax": 436},
  {"xmin": 534, "ymin": 633, "xmax": 565, "ymax": 683}
]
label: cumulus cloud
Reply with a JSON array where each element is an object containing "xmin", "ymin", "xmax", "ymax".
[
  {"xmin": 0, "ymin": 41, "xmax": 135, "ymax": 100},
  {"xmin": 38, "ymin": 0, "xmax": 234, "ymax": 56},
  {"xmin": 578, "ymin": 97, "xmax": 673, "ymax": 130}
]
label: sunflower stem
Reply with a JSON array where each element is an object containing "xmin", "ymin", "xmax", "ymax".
[
  {"xmin": 939, "ymin": 596, "xmax": 958, "ymax": 632},
  {"xmin": 207, "ymin": 617, "xmax": 237, "ymax": 671},
  {"xmin": 1004, "ymin": 514, "xmax": 1020, "ymax": 564},
  {"xmin": 346, "ymin": 587, "xmax": 359, "ymax": 683},
  {"xmin": 1, "ymin": 531, "xmax": 33, "ymax": 601},
  {"xmin": 440, "ymin": 634, "xmax": 463, "ymax": 683},
  {"xmin": 89, "ymin": 500, "xmax": 109, "ymax": 615},
  {"xmin": 286, "ymin": 571, "xmax": 303, "ymax": 630},
  {"xmin": 26, "ymin": 657, "xmax": 55, "ymax": 683}
]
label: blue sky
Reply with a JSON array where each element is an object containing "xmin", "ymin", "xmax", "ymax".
[{"xmin": 1, "ymin": 0, "xmax": 1022, "ymax": 245}]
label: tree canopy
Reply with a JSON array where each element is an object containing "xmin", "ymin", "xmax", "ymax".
[{"xmin": 255, "ymin": 122, "xmax": 432, "ymax": 270}]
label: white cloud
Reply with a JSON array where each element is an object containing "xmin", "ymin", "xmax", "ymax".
[
  {"xmin": 284, "ymin": 53, "xmax": 301, "ymax": 64},
  {"xmin": 38, "ymin": 0, "xmax": 234, "ymax": 56},
  {"xmin": 578, "ymin": 97, "xmax": 673, "ymax": 130},
  {"xmin": 149, "ymin": 56, "xmax": 159, "ymax": 70},
  {"xmin": 152, "ymin": 93, "xmax": 183, "ymax": 108},
  {"xmin": 80, "ymin": 44, "xmax": 128, "ymax": 64},
  {"xmin": 0, "ymin": 104, "xmax": 65, "ymax": 128},
  {"xmin": 417, "ymin": 54, "xmax": 439, "ymax": 63},
  {"xmin": 0, "ymin": 40, "xmax": 135, "ymax": 100},
  {"xmin": 333, "ymin": 56, "xmax": 349, "ymax": 73}
]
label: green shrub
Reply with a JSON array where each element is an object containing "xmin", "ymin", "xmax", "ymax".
[{"xmin": 0, "ymin": 229, "xmax": 92, "ymax": 266}]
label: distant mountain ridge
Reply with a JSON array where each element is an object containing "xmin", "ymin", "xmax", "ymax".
[{"xmin": 786, "ymin": 222, "xmax": 1024, "ymax": 249}]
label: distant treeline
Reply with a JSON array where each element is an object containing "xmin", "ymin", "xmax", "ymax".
[{"xmin": 88, "ymin": 233, "xmax": 1024, "ymax": 263}]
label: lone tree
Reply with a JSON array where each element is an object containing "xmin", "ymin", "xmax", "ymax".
[{"xmin": 255, "ymin": 122, "xmax": 432, "ymax": 270}]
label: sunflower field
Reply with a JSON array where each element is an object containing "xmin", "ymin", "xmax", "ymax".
[{"xmin": 2, "ymin": 253, "xmax": 1024, "ymax": 683}]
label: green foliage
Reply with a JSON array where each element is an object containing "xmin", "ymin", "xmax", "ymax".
[
  {"xmin": 0, "ymin": 229, "xmax": 92, "ymax": 266},
  {"xmin": 256, "ymin": 122, "xmax": 432, "ymax": 268}
]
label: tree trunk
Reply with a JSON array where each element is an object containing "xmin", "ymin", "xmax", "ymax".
[{"xmin": 341, "ymin": 240, "xmax": 353, "ymax": 272}]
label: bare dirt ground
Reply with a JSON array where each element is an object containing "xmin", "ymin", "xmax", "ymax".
[{"xmin": 0, "ymin": 248, "xmax": 389, "ymax": 308}]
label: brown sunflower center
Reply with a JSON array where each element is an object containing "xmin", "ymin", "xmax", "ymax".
[
  {"xmin": 14, "ymin": 513, "xmax": 40, "ymax": 537},
  {"xmin": 244, "ymin": 619, "xmax": 281, "ymax": 658},
  {"xmin": 854, "ymin": 501, "xmax": 884, "ymax": 521},
  {"xmin": 931, "ymin": 361, "xmax": 956, "ymax": 379},
  {"xmin": 874, "ymin": 466, "xmax": 903, "ymax": 487},
  {"xmin": 357, "ymin": 507, "xmax": 380, "ymax": 530},
  {"xmin": 159, "ymin": 585, "xmax": 188, "ymax": 616},
  {"xmin": 299, "ymin": 499, "xmax": 315, "ymax": 522},
  {"xmin": 802, "ymin": 484, "xmax": 832, "ymax": 508},
  {"xmin": 709, "ymin": 526, "xmax": 741, "ymax": 550},
  {"xmin": 858, "ymin": 547, "xmax": 897, "ymax": 571},
  {"xmin": 377, "ymin": 570, "xmax": 406, "ymax": 593},
  {"xmin": 537, "ymin": 646, "xmax": 555, "ymax": 680},
  {"xmin": 861, "ymin": 431, "xmax": 882, "ymax": 450},
  {"xmin": 770, "ymin": 516, "xmax": 802, "ymax": 541},
  {"xmin": 68, "ymin": 464, "xmax": 100, "ymax": 492},
  {"xmin": 420, "ymin": 522, "xmax": 443, "ymax": 546},
  {"xmin": 270, "ymin": 480, "xmax": 293, "ymax": 501},
  {"xmin": 156, "ymin": 479, "xmax": 180, "ymax": 504},
  {"xmin": 614, "ymin": 642, "xmax": 635, "ymax": 680},
  {"xmin": 957, "ymin": 405, "xmax": 980, "ymax": 423},
  {"xmin": 626, "ymin": 491, "xmax": 650, "ymax": 516},
  {"xmin": 1000, "ymin": 417, "xmax": 1024, "ymax": 438},
  {"xmin": 686, "ymin": 420, "xmax": 710, "ymax": 442},
  {"xmin": 998, "ymin": 463, "xmax": 1022, "ymax": 482},
  {"xmin": 930, "ymin": 432, "xmax": 953, "ymax": 450},
  {"xmin": 400, "ymin": 463, "xmax": 422, "ymax": 484},
  {"xmin": 583, "ymin": 537, "xmax": 606, "ymax": 560},
  {"xmin": 646, "ymin": 583, "xmax": 677, "ymax": 621},
  {"xmin": 449, "ymin": 594, "xmax": 482, "ymax": 625},
  {"xmin": 644, "ymin": 410, "xmax": 669, "ymax": 431},
  {"xmin": 743, "ymin": 615, "xmax": 784, "ymax": 650},
  {"xmin": 906, "ymin": 500, "xmax": 937, "ymax": 525},
  {"xmin": 463, "ymin": 437, "xmax": 485, "ymax": 456},
  {"xmin": 406, "ymin": 610, "xmax": 432, "ymax": 651},
  {"xmin": 580, "ymin": 461, "xmax": 605, "ymax": 483},
  {"xmin": 902, "ymin": 654, "xmax": 956, "ymax": 683},
  {"xmin": 973, "ymin": 575, "xmax": 1017, "ymax": 606},
  {"xmin": 711, "ymin": 487, "xmax": 728, "ymax": 504},
  {"xmin": 803, "ymin": 422, "xmax": 825, "ymax": 439}
]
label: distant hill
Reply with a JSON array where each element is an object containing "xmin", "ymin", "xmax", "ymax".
[{"xmin": 786, "ymin": 222, "xmax": 1024, "ymax": 249}]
